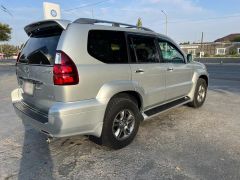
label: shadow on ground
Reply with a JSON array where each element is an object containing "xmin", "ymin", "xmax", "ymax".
[{"xmin": 18, "ymin": 121, "xmax": 54, "ymax": 180}]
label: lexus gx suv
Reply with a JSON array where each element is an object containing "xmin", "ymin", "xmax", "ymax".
[{"xmin": 11, "ymin": 18, "xmax": 208, "ymax": 149}]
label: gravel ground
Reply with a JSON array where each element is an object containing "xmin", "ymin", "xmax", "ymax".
[{"xmin": 0, "ymin": 63, "xmax": 240, "ymax": 180}]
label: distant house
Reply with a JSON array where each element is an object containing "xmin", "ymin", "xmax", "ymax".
[
  {"xmin": 11, "ymin": 53, "xmax": 18, "ymax": 59},
  {"xmin": 0, "ymin": 53, "xmax": 5, "ymax": 59},
  {"xmin": 180, "ymin": 34, "xmax": 240, "ymax": 57},
  {"xmin": 215, "ymin": 33, "xmax": 240, "ymax": 43}
]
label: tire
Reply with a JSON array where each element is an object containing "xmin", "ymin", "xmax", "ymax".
[
  {"xmin": 188, "ymin": 78, "xmax": 207, "ymax": 108},
  {"xmin": 99, "ymin": 94, "xmax": 141, "ymax": 149}
]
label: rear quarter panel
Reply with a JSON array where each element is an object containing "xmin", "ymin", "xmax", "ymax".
[{"xmin": 55, "ymin": 24, "xmax": 132, "ymax": 102}]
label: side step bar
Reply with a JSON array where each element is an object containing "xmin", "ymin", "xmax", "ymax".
[{"xmin": 143, "ymin": 97, "xmax": 191, "ymax": 118}]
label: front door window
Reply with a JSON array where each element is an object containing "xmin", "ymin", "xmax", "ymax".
[{"xmin": 158, "ymin": 41, "xmax": 185, "ymax": 63}]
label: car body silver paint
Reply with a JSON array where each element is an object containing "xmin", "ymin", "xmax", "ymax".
[
  {"xmin": 187, "ymin": 61, "xmax": 209, "ymax": 101},
  {"xmin": 12, "ymin": 19, "xmax": 209, "ymax": 138}
]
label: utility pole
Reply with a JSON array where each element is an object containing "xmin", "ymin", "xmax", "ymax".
[
  {"xmin": 200, "ymin": 32, "xmax": 204, "ymax": 58},
  {"xmin": 161, "ymin": 10, "xmax": 168, "ymax": 36},
  {"xmin": 201, "ymin": 32, "xmax": 204, "ymax": 50}
]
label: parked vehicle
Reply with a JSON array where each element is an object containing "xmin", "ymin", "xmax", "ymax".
[{"xmin": 11, "ymin": 18, "xmax": 208, "ymax": 149}]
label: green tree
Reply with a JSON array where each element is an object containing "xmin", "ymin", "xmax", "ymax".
[
  {"xmin": 136, "ymin": 17, "xmax": 142, "ymax": 28},
  {"xmin": 0, "ymin": 23, "xmax": 12, "ymax": 41},
  {"xmin": 0, "ymin": 44, "xmax": 18, "ymax": 57},
  {"xmin": 180, "ymin": 41, "xmax": 190, "ymax": 45},
  {"xmin": 229, "ymin": 48, "xmax": 237, "ymax": 55}
]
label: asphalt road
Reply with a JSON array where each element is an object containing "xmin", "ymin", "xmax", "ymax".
[
  {"xmin": 0, "ymin": 62, "xmax": 240, "ymax": 179},
  {"xmin": 206, "ymin": 64, "xmax": 240, "ymax": 94}
]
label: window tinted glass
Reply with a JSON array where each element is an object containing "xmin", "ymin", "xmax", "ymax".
[
  {"xmin": 128, "ymin": 35, "xmax": 159, "ymax": 63},
  {"xmin": 19, "ymin": 35, "xmax": 60, "ymax": 65},
  {"xmin": 88, "ymin": 30, "xmax": 128, "ymax": 64},
  {"xmin": 158, "ymin": 41, "xmax": 185, "ymax": 63}
]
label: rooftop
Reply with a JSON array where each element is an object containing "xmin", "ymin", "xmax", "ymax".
[{"xmin": 214, "ymin": 33, "xmax": 240, "ymax": 43}]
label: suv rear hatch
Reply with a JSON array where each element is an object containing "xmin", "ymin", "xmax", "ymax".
[{"xmin": 16, "ymin": 20, "xmax": 70, "ymax": 113}]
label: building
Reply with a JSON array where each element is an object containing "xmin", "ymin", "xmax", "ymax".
[
  {"xmin": 12, "ymin": 53, "xmax": 18, "ymax": 59},
  {"xmin": 215, "ymin": 33, "xmax": 240, "ymax": 43},
  {"xmin": 180, "ymin": 34, "xmax": 240, "ymax": 57}
]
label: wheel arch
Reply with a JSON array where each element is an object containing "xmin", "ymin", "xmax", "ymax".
[
  {"xmin": 199, "ymin": 75, "xmax": 208, "ymax": 86},
  {"xmin": 96, "ymin": 80, "xmax": 145, "ymax": 111},
  {"xmin": 110, "ymin": 91, "xmax": 143, "ymax": 111},
  {"xmin": 187, "ymin": 72, "xmax": 208, "ymax": 101}
]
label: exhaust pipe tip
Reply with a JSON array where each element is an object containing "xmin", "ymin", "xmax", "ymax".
[{"xmin": 46, "ymin": 137, "xmax": 53, "ymax": 144}]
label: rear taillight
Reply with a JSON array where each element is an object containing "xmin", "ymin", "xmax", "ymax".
[{"xmin": 53, "ymin": 51, "xmax": 79, "ymax": 85}]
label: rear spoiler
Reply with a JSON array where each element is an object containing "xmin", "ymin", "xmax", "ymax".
[{"xmin": 24, "ymin": 20, "xmax": 71, "ymax": 36}]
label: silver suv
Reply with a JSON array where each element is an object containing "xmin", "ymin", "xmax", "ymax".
[{"xmin": 11, "ymin": 18, "xmax": 208, "ymax": 149}]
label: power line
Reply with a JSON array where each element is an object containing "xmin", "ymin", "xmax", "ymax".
[
  {"xmin": 64, "ymin": 0, "xmax": 111, "ymax": 11},
  {"xmin": 0, "ymin": 5, "xmax": 13, "ymax": 17}
]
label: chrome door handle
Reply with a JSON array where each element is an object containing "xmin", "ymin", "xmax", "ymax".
[
  {"xmin": 135, "ymin": 69, "xmax": 145, "ymax": 73},
  {"xmin": 167, "ymin": 67, "xmax": 173, "ymax": 71}
]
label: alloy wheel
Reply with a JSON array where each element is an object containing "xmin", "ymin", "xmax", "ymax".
[{"xmin": 112, "ymin": 109, "xmax": 135, "ymax": 141}]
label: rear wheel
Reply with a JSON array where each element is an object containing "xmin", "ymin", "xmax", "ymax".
[
  {"xmin": 188, "ymin": 78, "xmax": 207, "ymax": 108},
  {"xmin": 100, "ymin": 94, "xmax": 141, "ymax": 149}
]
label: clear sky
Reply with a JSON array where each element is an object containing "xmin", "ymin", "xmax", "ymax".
[{"xmin": 0, "ymin": 0, "xmax": 240, "ymax": 45}]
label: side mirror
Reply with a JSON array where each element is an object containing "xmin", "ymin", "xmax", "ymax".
[{"xmin": 187, "ymin": 54, "xmax": 193, "ymax": 62}]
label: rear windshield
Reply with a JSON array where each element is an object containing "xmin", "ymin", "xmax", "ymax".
[{"xmin": 19, "ymin": 31, "xmax": 61, "ymax": 65}]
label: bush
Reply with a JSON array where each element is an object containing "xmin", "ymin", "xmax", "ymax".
[
  {"xmin": 204, "ymin": 53, "xmax": 209, "ymax": 57},
  {"xmin": 229, "ymin": 49, "xmax": 237, "ymax": 55},
  {"xmin": 0, "ymin": 44, "xmax": 18, "ymax": 57}
]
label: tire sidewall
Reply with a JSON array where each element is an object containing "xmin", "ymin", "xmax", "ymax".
[
  {"xmin": 102, "ymin": 97, "xmax": 140, "ymax": 149},
  {"xmin": 193, "ymin": 79, "xmax": 207, "ymax": 107}
]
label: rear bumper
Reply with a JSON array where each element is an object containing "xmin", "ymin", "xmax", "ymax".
[{"xmin": 11, "ymin": 88, "xmax": 107, "ymax": 137}]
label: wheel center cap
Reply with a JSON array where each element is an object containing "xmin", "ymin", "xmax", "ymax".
[
  {"xmin": 120, "ymin": 122, "xmax": 124, "ymax": 127},
  {"xmin": 120, "ymin": 120, "xmax": 127, "ymax": 127}
]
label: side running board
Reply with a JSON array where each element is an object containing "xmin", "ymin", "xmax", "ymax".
[{"xmin": 144, "ymin": 97, "xmax": 191, "ymax": 118}]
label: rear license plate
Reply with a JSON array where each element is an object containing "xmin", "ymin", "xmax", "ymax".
[{"xmin": 23, "ymin": 81, "xmax": 34, "ymax": 95}]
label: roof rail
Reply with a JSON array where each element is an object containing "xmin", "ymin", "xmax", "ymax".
[{"xmin": 73, "ymin": 18, "xmax": 154, "ymax": 32}]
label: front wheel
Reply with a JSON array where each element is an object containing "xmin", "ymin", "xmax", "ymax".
[
  {"xmin": 188, "ymin": 78, "xmax": 207, "ymax": 108},
  {"xmin": 101, "ymin": 94, "xmax": 141, "ymax": 149}
]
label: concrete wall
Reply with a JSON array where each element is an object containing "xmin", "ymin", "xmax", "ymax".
[
  {"xmin": 195, "ymin": 57, "xmax": 240, "ymax": 64},
  {"xmin": 0, "ymin": 59, "xmax": 16, "ymax": 65}
]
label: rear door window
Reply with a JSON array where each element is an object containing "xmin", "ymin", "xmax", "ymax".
[
  {"xmin": 88, "ymin": 30, "xmax": 128, "ymax": 64},
  {"xmin": 19, "ymin": 31, "xmax": 61, "ymax": 65},
  {"xmin": 128, "ymin": 35, "xmax": 160, "ymax": 63}
]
